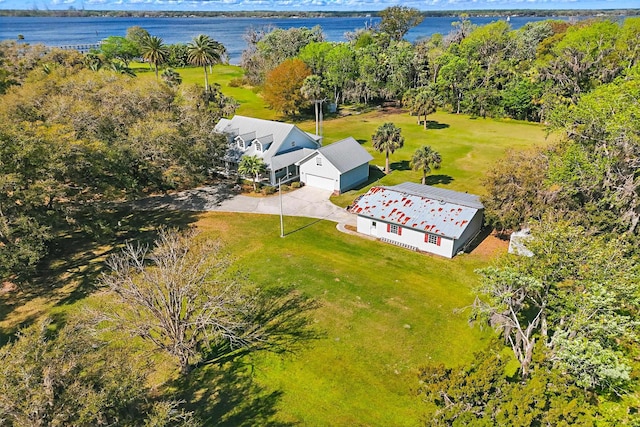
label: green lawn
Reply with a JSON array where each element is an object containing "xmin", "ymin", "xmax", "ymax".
[
  {"xmin": 323, "ymin": 111, "xmax": 554, "ymax": 207},
  {"xmin": 194, "ymin": 213, "xmax": 496, "ymax": 425},
  {"xmin": 0, "ymin": 64, "xmax": 551, "ymax": 425},
  {"xmin": 172, "ymin": 64, "xmax": 553, "ymax": 206}
]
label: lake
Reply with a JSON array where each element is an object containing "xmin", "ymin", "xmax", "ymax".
[{"xmin": 0, "ymin": 15, "xmax": 568, "ymax": 64}]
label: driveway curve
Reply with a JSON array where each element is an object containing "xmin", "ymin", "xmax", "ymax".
[{"xmin": 131, "ymin": 184, "xmax": 357, "ymax": 228}]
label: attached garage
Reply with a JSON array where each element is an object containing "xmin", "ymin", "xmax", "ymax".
[
  {"xmin": 297, "ymin": 137, "xmax": 373, "ymax": 194},
  {"xmin": 305, "ymin": 174, "xmax": 336, "ymax": 191}
]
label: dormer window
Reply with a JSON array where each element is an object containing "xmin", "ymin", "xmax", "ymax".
[
  {"xmin": 254, "ymin": 141, "xmax": 262, "ymax": 152},
  {"xmin": 291, "ymin": 141, "xmax": 296, "ymax": 147},
  {"xmin": 236, "ymin": 139, "xmax": 245, "ymax": 150}
]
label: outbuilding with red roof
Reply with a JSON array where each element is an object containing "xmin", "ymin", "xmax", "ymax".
[{"xmin": 349, "ymin": 182, "xmax": 484, "ymax": 258}]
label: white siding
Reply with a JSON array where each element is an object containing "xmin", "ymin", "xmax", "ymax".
[
  {"xmin": 300, "ymin": 153, "xmax": 341, "ymax": 191},
  {"xmin": 356, "ymin": 216, "xmax": 455, "ymax": 258},
  {"xmin": 278, "ymin": 128, "xmax": 320, "ymax": 154}
]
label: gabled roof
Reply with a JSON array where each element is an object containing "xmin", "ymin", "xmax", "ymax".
[
  {"xmin": 319, "ymin": 137, "xmax": 373, "ymax": 173},
  {"xmin": 297, "ymin": 137, "xmax": 373, "ymax": 172},
  {"xmin": 272, "ymin": 148, "xmax": 316, "ymax": 171},
  {"xmin": 216, "ymin": 115, "xmax": 321, "ymax": 168},
  {"xmin": 391, "ymin": 182, "xmax": 484, "ymax": 210},
  {"xmin": 349, "ymin": 184, "xmax": 484, "ymax": 239}
]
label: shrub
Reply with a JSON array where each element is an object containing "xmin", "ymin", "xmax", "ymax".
[
  {"xmin": 229, "ymin": 78, "xmax": 244, "ymax": 87},
  {"xmin": 262, "ymin": 186, "xmax": 276, "ymax": 195},
  {"xmin": 291, "ymin": 181, "xmax": 302, "ymax": 189}
]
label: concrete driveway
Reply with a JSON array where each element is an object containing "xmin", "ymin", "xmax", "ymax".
[{"xmin": 132, "ymin": 184, "xmax": 357, "ymax": 227}]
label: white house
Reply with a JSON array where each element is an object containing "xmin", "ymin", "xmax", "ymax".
[
  {"xmin": 215, "ymin": 115, "xmax": 322, "ymax": 185},
  {"xmin": 296, "ymin": 137, "xmax": 373, "ymax": 194},
  {"xmin": 349, "ymin": 183, "xmax": 484, "ymax": 258}
]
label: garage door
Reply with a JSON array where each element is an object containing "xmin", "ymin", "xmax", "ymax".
[{"xmin": 305, "ymin": 174, "xmax": 336, "ymax": 191}]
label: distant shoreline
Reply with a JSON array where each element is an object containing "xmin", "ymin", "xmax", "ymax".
[{"xmin": 0, "ymin": 9, "xmax": 638, "ymax": 19}]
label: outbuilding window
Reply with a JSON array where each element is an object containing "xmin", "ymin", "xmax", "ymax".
[
  {"xmin": 426, "ymin": 233, "xmax": 441, "ymax": 246},
  {"xmin": 387, "ymin": 224, "xmax": 401, "ymax": 235}
]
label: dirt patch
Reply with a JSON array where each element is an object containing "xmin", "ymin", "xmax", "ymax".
[
  {"xmin": 1, "ymin": 281, "xmax": 17, "ymax": 294},
  {"xmin": 372, "ymin": 105, "xmax": 407, "ymax": 117},
  {"xmin": 471, "ymin": 233, "xmax": 509, "ymax": 258}
]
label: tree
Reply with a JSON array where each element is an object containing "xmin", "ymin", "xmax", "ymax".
[
  {"xmin": 168, "ymin": 43, "xmax": 190, "ymax": 68},
  {"xmin": 263, "ymin": 58, "xmax": 311, "ymax": 115},
  {"xmin": 473, "ymin": 221, "xmax": 640, "ymax": 391},
  {"xmin": 99, "ymin": 228, "xmax": 317, "ymax": 375},
  {"xmin": 298, "ymin": 41, "xmax": 333, "ymax": 75},
  {"xmin": 410, "ymin": 146, "xmax": 441, "ymax": 185},
  {"xmin": 0, "ymin": 319, "xmax": 198, "ymax": 426},
  {"xmin": 547, "ymin": 70, "xmax": 640, "ymax": 234},
  {"xmin": 418, "ymin": 343, "xmax": 600, "ymax": 426},
  {"xmin": 378, "ymin": 6, "xmax": 424, "ymax": 41},
  {"xmin": 187, "ymin": 34, "xmax": 225, "ymax": 91},
  {"xmin": 481, "ymin": 147, "xmax": 551, "ymax": 233},
  {"xmin": 126, "ymin": 25, "xmax": 150, "ymax": 49},
  {"xmin": 100, "ymin": 35, "xmax": 139, "ymax": 67},
  {"xmin": 372, "ymin": 122, "xmax": 404, "ymax": 174},
  {"xmin": 140, "ymin": 34, "xmax": 169, "ymax": 79},
  {"xmin": 241, "ymin": 26, "xmax": 324, "ymax": 85},
  {"xmin": 161, "ymin": 68, "xmax": 182, "ymax": 87},
  {"xmin": 323, "ymin": 43, "xmax": 357, "ymax": 106},
  {"xmin": 407, "ymin": 88, "xmax": 437, "ymax": 129},
  {"xmin": 300, "ymin": 74, "xmax": 325, "ymax": 136},
  {"xmin": 538, "ymin": 20, "xmax": 621, "ymax": 107},
  {"xmin": 238, "ymin": 155, "xmax": 266, "ymax": 192}
]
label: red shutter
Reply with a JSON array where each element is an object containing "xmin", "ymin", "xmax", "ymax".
[
  {"xmin": 387, "ymin": 223, "xmax": 391, "ymax": 232},
  {"xmin": 424, "ymin": 233, "xmax": 428, "ymax": 243},
  {"xmin": 437, "ymin": 236, "xmax": 441, "ymax": 246},
  {"xmin": 398, "ymin": 227, "xmax": 402, "ymax": 236}
]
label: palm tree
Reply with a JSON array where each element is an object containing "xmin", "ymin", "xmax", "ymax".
[
  {"xmin": 412, "ymin": 89, "xmax": 437, "ymax": 130},
  {"xmin": 238, "ymin": 155, "xmax": 266, "ymax": 192},
  {"xmin": 411, "ymin": 145, "xmax": 442, "ymax": 185},
  {"xmin": 187, "ymin": 34, "xmax": 225, "ymax": 91},
  {"xmin": 161, "ymin": 68, "xmax": 182, "ymax": 87},
  {"xmin": 110, "ymin": 61, "xmax": 136, "ymax": 77},
  {"xmin": 372, "ymin": 122, "xmax": 404, "ymax": 174},
  {"xmin": 140, "ymin": 35, "xmax": 169, "ymax": 79},
  {"xmin": 300, "ymin": 75, "xmax": 325, "ymax": 136}
]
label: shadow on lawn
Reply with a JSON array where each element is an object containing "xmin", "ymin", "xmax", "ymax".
[
  {"xmin": 175, "ymin": 361, "xmax": 296, "ymax": 427},
  {"xmin": 425, "ymin": 174, "xmax": 455, "ymax": 186},
  {"xmin": 390, "ymin": 160, "xmax": 411, "ymax": 171},
  {"xmin": 174, "ymin": 286, "xmax": 321, "ymax": 426},
  {"xmin": 0, "ymin": 206, "xmax": 200, "ymax": 344},
  {"xmin": 424, "ymin": 120, "xmax": 450, "ymax": 130}
]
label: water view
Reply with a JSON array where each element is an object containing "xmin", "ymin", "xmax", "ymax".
[{"xmin": 0, "ymin": 15, "xmax": 557, "ymax": 63}]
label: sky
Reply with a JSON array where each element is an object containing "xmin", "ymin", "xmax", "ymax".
[{"xmin": 0, "ymin": 0, "xmax": 635, "ymax": 11}]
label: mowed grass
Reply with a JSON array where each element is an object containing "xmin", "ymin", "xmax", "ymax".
[
  {"xmin": 0, "ymin": 64, "xmax": 550, "ymax": 425},
  {"xmin": 195, "ymin": 212, "xmax": 497, "ymax": 425},
  {"xmin": 175, "ymin": 64, "xmax": 553, "ymax": 205},
  {"xmin": 139, "ymin": 63, "xmax": 553, "ymax": 205}
]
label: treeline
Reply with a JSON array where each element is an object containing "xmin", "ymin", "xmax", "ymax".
[
  {"xmin": 245, "ymin": 13, "xmax": 639, "ymax": 125},
  {"xmin": 0, "ymin": 37, "xmax": 236, "ymax": 283}
]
